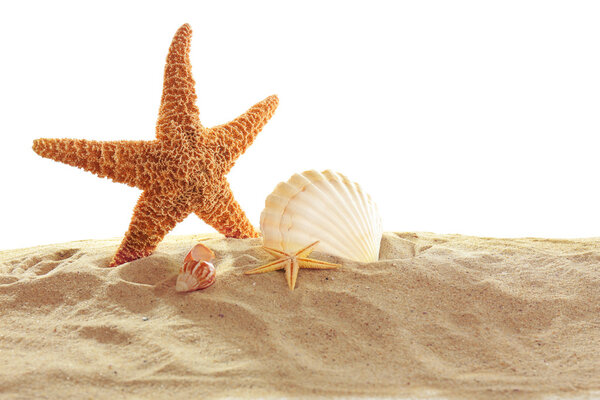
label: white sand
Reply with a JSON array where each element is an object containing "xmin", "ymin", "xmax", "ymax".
[{"xmin": 0, "ymin": 232, "xmax": 599, "ymax": 399}]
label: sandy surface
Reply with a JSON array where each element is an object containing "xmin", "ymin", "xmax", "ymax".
[{"xmin": 0, "ymin": 232, "xmax": 599, "ymax": 399}]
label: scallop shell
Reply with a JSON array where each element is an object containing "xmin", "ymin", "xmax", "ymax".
[
  {"xmin": 176, "ymin": 243, "xmax": 216, "ymax": 292},
  {"xmin": 260, "ymin": 170, "xmax": 382, "ymax": 262}
]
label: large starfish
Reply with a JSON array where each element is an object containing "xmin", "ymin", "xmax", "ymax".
[
  {"xmin": 32, "ymin": 24, "xmax": 279, "ymax": 267},
  {"xmin": 244, "ymin": 241, "xmax": 340, "ymax": 290}
]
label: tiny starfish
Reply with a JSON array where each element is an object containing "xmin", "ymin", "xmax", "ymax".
[
  {"xmin": 32, "ymin": 24, "xmax": 278, "ymax": 266},
  {"xmin": 245, "ymin": 241, "xmax": 340, "ymax": 290}
]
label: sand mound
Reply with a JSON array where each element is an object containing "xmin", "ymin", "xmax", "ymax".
[{"xmin": 0, "ymin": 232, "xmax": 598, "ymax": 399}]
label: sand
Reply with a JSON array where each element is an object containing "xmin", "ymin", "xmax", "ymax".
[{"xmin": 0, "ymin": 232, "xmax": 599, "ymax": 399}]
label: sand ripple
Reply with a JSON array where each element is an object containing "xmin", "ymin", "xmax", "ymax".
[{"xmin": 0, "ymin": 232, "xmax": 599, "ymax": 399}]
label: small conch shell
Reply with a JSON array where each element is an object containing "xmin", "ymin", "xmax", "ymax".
[
  {"xmin": 176, "ymin": 243, "xmax": 216, "ymax": 292},
  {"xmin": 184, "ymin": 242, "xmax": 215, "ymax": 265}
]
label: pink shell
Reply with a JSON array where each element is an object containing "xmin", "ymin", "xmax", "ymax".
[
  {"xmin": 176, "ymin": 260, "xmax": 216, "ymax": 292},
  {"xmin": 184, "ymin": 242, "xmax": 215, "ymax": 264},
  {"xmin": 176, "ymin": 243, "xmax": 216, "ymax": 292}
]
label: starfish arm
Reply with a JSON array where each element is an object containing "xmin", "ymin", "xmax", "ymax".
[
  {"xmin": 263, "ymin": 247, "xmax": 288, "ymax": 258},
  {"xmin": 208, "ymin": 95, "xmax": 279, "ymax": 172},
  {"xmin": 297, "ymin": 257, "xmax": 341, "ymax": 269},
  {"xmin": 33, "ymin": 138, "xmax": 159, "ymax": 190},
  {"xmin": 286, "ymin": 258, "xmax": 299, "ymax": 290},
  {"xmin": 156, "ymin": 23, "xmax": 203, "ymax": 141},
  {"xmin": 295, "ymin": 241, "xmax": 320, "ymax": 258},
  {"xmin": 110, "ymin": 191, "xmax": 193, "ymax": 266},
  {"xmin": 244, "ymin": 258, "xmax": 288, "ymax": 275},
  {"xmin": 195, "ymin": 183, "xmax": 259, "ymax": 238}
]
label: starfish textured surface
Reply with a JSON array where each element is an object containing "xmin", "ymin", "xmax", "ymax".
[
  {"xmin": 244, "ymin": 241, "xmax": 340, "ymax": 290},
  {"xmin": 32, "ymin": 24, "xmax": 279, "ymax": 266}
]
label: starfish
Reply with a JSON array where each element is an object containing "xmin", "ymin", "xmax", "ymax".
[
  {"xmin": 32, "ymin": 24, "xmax": 279, "ymax": 267},
  {"xmin": 244, "ymin": 241, "xmax": 340, "ymax": 290}
]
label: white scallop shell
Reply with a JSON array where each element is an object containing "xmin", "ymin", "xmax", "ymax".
[{"xmin": 260, "ymin": 170, "xmax": 382, "ymax": 262}]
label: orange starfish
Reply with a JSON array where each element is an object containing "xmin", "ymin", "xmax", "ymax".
[{"xmin": 32, "ymin": 24, "xmax": 279, "ymax": 267}]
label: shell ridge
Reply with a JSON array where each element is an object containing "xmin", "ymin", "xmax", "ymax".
[
  {"xmin": 276, "ymin": 180, "xmax": 360, "ymax": 256},
  {"xmin": 283, "ymin": 170, "xmax": 374, "ymax": 260},
  {"xmin": 262, "ymin": 179, "xmax": 304, "ymax": 250},
  {"xmin": 350, "ymin": 180, "xmax": 379, "ymax": 260},
  {"xmin": 340, "ymin": 174, "xmax": 381, "ymax": 260},
  {"xmin": 280, "ymin": 210, "xmax": 357, "ymax": 256},
  {"xmin": 325, "ymin": 171, "xmax": 374, "ymax": 260},
  {"xmin": 260, "ymin": 169, "xmax": 382, "ymax": 262},
  {"xmin": 319, "ymin": 171, "xmax": 372, "ymax": 259},
  {"xmin": 300, "ymin": 173, "xmax": 366, "ymax": 257}
]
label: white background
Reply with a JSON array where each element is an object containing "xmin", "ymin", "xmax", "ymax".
[{"xmin": 1, "ymin": 1, "xmax": 599, "ymax": 250}]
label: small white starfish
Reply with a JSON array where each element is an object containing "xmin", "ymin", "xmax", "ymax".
[{"xmin": 244, "ymin": 241, "xmax": 340, "ymax": 290}]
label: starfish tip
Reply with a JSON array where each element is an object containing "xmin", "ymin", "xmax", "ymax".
[
  {"xmin": 32, "ymin": 138, "xmax": 51, "ymax": 158},
  {"xmin": 178, "ymin": 23, "xmax": 192, "ymax": 34},
  {"xmin": 32, "ymin": 139, "xmax": 40, "ymax": 152},
  {"xmin": 264, "ymin": 95, "xmax": 279, "ymax": 109}
]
